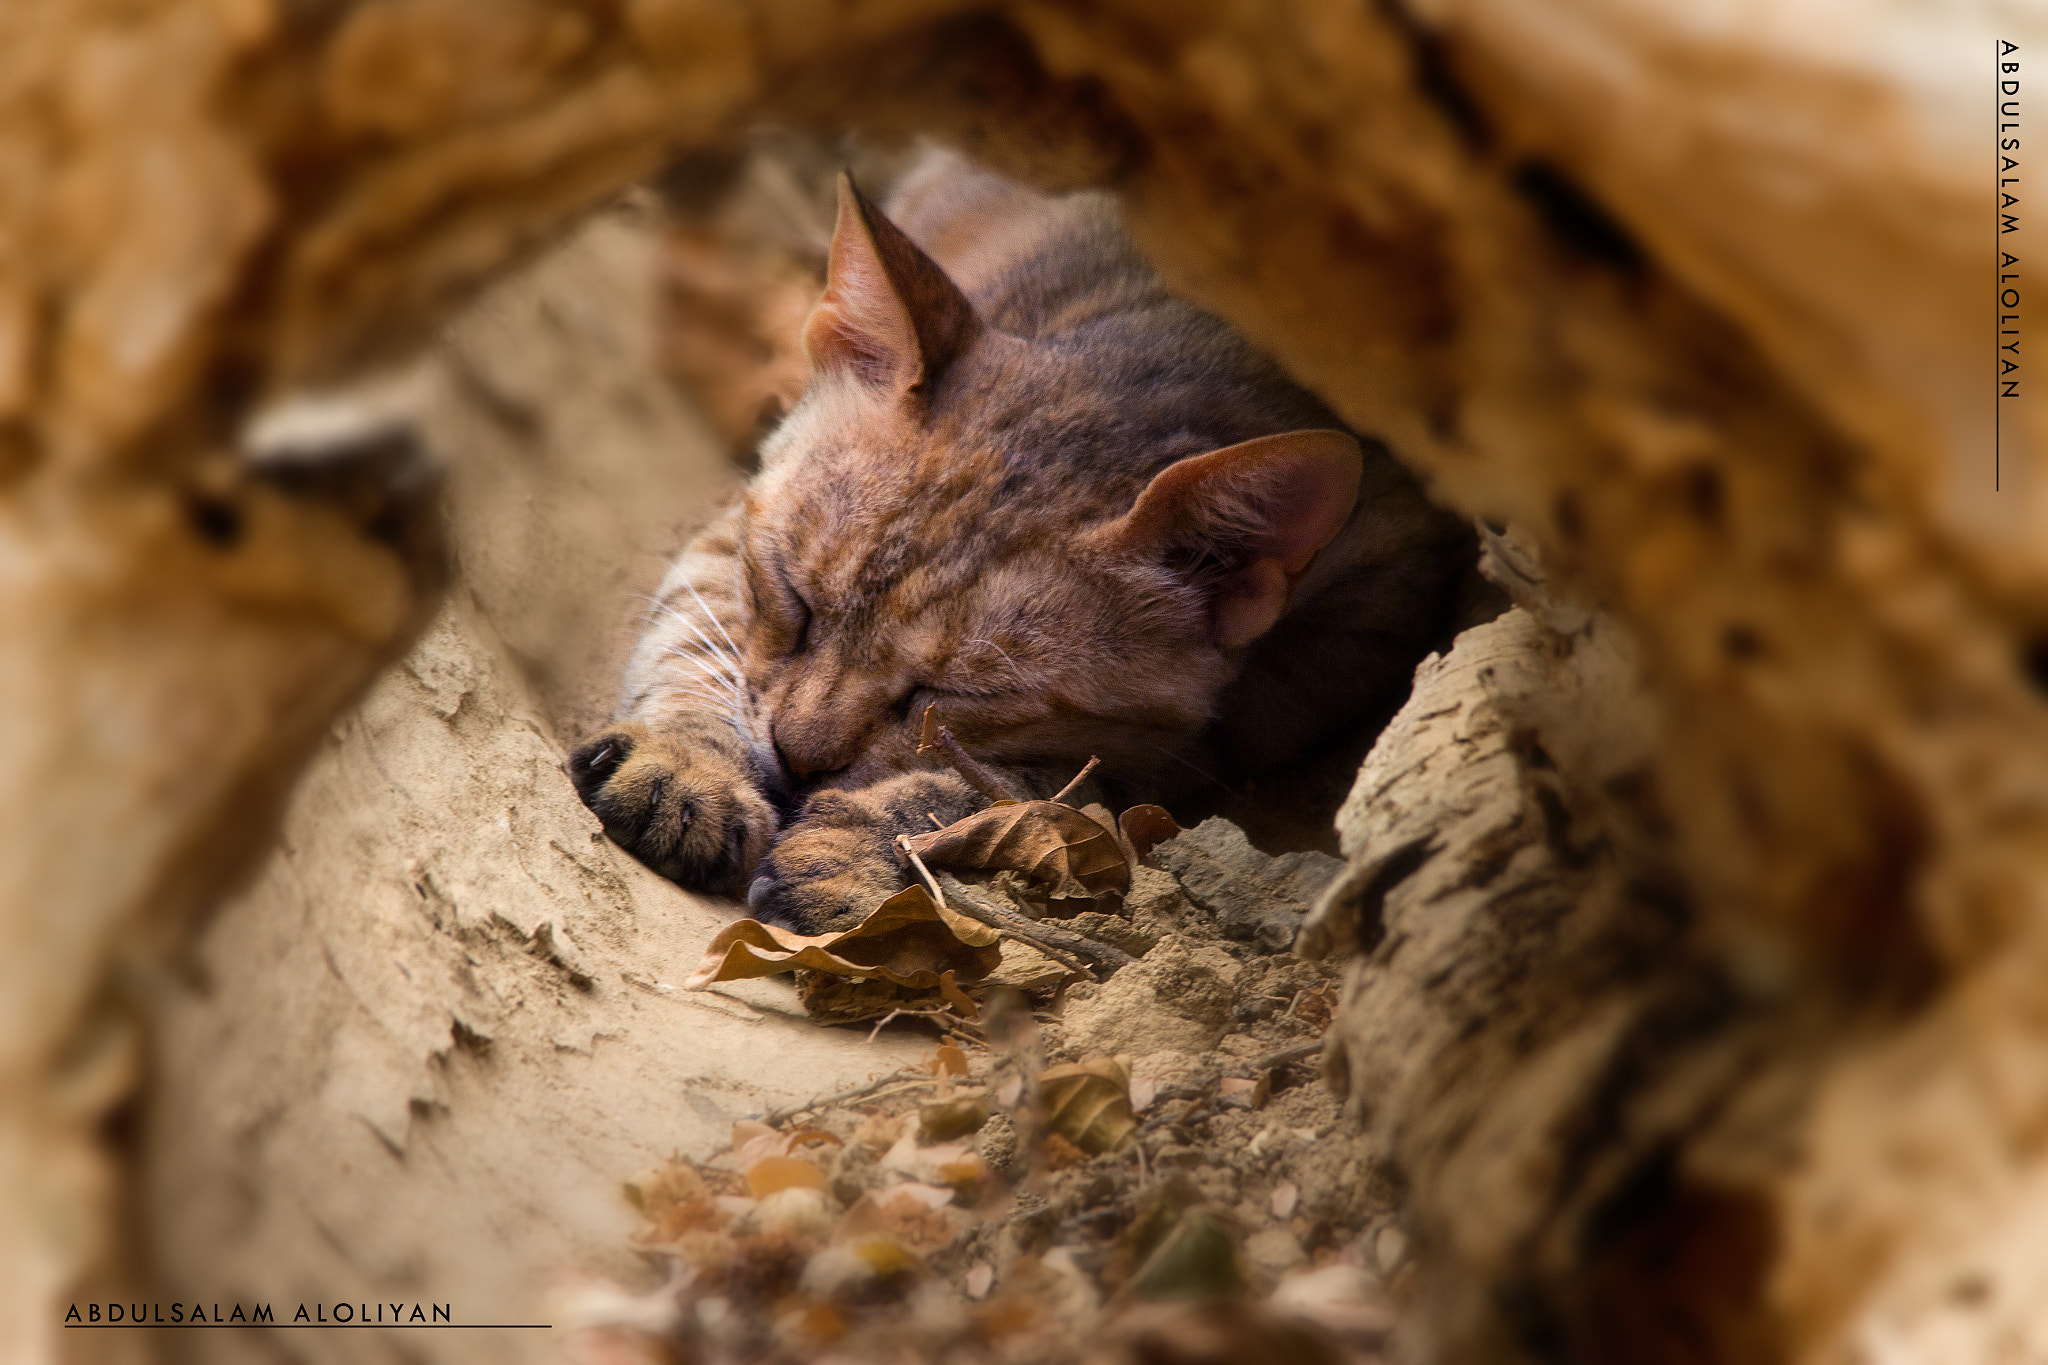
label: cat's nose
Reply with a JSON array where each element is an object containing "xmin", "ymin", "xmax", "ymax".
[
  {"xmin": 769, "ymin": 735, "xmax": 812, "ymax": 783},
  {"xmin": 771, "ymin": 721, "xmax": 834, "ymax": 779}
]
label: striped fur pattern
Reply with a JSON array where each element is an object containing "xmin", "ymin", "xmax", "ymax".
[{"xmin": 570, "ymin": 153, "xmax": 1468, "ymax": 931}]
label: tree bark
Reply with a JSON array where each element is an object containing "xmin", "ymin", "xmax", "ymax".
[{"xmin": 0, "ymin": 2, "xmax": 2039, "ymax": 1362}]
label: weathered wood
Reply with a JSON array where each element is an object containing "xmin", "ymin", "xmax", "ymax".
[{"xmin": 1, "ymin": 2, "xmax": 2042, "ymax": 1361}]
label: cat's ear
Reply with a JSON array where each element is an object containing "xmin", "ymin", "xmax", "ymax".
[
  {"xmin": 1106, "ymin": 429, "xmax": 1363, "ymax": 649},
  {"xmin": 802, "ymin": 172, "xmax": 981, "ymax": 397}
]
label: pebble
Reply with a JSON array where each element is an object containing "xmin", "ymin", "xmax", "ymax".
[
  {"xmin": 1245, "ymin": 1227, "xmax": 1309, "ymax": 1277},
  {"xmin": 1374, "ymin": 1225, "xmax": 1409, "ymax": 1276}
]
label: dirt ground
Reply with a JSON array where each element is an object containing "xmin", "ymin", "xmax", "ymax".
[
  {"xmin": 134, "ymin": 201, "xmax": 932, "ymax": 1365},
  {"xmin": 129, "ymin": 190, "xmax": 1407, "ymax": 1365}
]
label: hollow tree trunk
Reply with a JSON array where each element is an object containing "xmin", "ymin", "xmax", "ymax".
[{"xmin": 0, "ymin": 2, "xmax": 2039, "ymax": 1362}]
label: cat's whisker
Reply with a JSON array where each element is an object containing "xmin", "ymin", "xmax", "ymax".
[
  {"xmin": 660, "ymin": 666, "xmax": 744, "ymax": 711},
  {"xmin": 636, "ymin": 590, "xmax": 743, "ymax": 670},
  {"xmin": 657, "ymin": 600, "xmax": 748, "ymax": 682},
  {"xmin": 658, "ymin": 630, "xmax": 742, "ymax": 678},
  {"xmin": 1138, "ymin": 739, "xmax": 1241, "ymax": 800},
  {"xmin": 656, "ymin": 650, "xmax": 744, "ymax": 697},
  {"xmin": 967, "ymin": 637, "xmax": 1027, "ymax": 683},
  {"xmin": 667, "ymin": 687, "xmax": 745, "ymax": 716},
  {"xmin": 647, "ymin": 602, "xmax": 747, "ymax": 687},
  {"xmin": 668, "ymin": 648, "xmax": 744, "ymax": 696},
  {"xmin": 683, "ymin": 582, "xmax": 747, "ymax": 666}
]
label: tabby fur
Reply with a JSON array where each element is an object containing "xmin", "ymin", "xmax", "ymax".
[{"xmin": 569, "ymin": 153, "xmax": 1468, "ymax": 932}]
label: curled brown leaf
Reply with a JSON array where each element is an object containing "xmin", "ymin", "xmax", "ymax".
[
  {"xmin": 905, "ymin": 802, "xmax": 1131, "ymax": 900},
  {"xmin": 1039, "ymin": 1058, "xmax": 1137, "ymax": 1155}
]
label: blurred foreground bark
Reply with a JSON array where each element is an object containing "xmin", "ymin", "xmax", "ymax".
[{"xmin": 0, "ymin": 2, "xmax": 2039, "ymax": 1362}]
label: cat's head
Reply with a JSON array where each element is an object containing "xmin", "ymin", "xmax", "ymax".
[{"xmin": 739, "ymin": 174, "xmax": 1364, "ymax": 795}]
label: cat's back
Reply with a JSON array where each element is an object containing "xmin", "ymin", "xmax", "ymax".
[
  {"xmin": 883, "ymin": 152, "xmax": 1159, "ymax": 341},
  {"xmin": 882, "ymin": 153, "xmax": 1338, "ymax": 494}
]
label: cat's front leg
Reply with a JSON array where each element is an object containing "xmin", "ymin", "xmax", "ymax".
[
  {"xmin": 746, "ymin": 770, "xmax": 988, "ymax": 934},
  {"xmin": 568, "ymin": 716, "xmax": 780, "ymax": 898}
]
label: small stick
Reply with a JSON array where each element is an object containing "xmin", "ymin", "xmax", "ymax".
[
  {"xmin": 755, "ymin": 1072, "xmax": 929, "ymax": 1130},
  {"xmin": 1049, "ymin": 756, "xmax": 1100, "ymax": 806},
  {"xmin": 918, "ymin": 704, "xmax": 1024, "ymax": 803},
  {"xmin": 866, "ymin": 1006, "xmax": 927, "ymax": 1044},
  {"xmin": 1257, "ymin": 1040, "xmax": 1324, "ymax": 1070},
  {"xmin": 898, "ymin": 833, "xmax": 1101, "ymax": 976},
  {"xmin": 900, "ymin": 841, "xmax": 949, "ymax": 911},
  {"xmin": 932, "ymin": 866, "xmax": 1137, "ymax": 979},
  {"xmin": 862, "ymin": 1005, "xmax": 987, "ymax": 1046}
]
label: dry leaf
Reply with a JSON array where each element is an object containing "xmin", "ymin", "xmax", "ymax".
[
  {"xmin": 837, "ymin": 1190, "xmax": 959, "ymax": 1256},
  {"xmin": 732, "ymin": 1119, "xmax": 785, "ymax": 1168},
  {"xmin": 918, "ymin": 1095, "xmax": 989, "ymax": 1144},
  {"xmin": 1118, "ymin": 805, "xmax": 1183, "ymax": 863},
  {"xmin": 932, "ymin": 1044, "xmax": 970, "ymax": 1077},
  {"xmin": 795, "ymin": 972, "xmax": 921, "ymax": 1024},
  {"xmin": 905, "ymin": 802, "xmax": 1131, "ymax": 899},
  {"xmin": 1040, "ymin": 1058, "xmax": 1137, "ymax": 1154},
  {"xmin": 686, "ymin": 885, "xmax": 1001, "ymax": 1023},
  {"xmin": 1218, "ymin": 1074, "xmax": 1270, "ymax": 1110},
  {"xmin": 879, "ymin": 1132, "xmax": 975, "ymax": 1186},
  {"xmin": 623, "ymin": 1160, "xmax": 707, "ymax": 1220},
  {"xmin": 936, "ymin": 1155, "xmax": 987, "ymax": 1196},
  {"xmin": 786, "ymin": 1128, "xmax": 844, "ymax": 1154},
  {"xmin": 1041, "ymin": 1132, "xmax": 1092, "ymax": 1171},
  {"xmin": 1128, "ymin": 1208, "xmax": 1246, "ymax": 1302},
  {"xmin": 744, "ymin": 1155, "xmax": 829, "ymax": 1198}
]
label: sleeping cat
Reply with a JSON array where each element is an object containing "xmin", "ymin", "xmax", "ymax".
[{"xmin": 568, "ymin": 152, "xmax": 1470, "ymax": 933}]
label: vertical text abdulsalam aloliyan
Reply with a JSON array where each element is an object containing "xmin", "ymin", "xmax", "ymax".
[{"xmin": 2000, "ymin": 39, "xmax": 2020, "ymax": 491}]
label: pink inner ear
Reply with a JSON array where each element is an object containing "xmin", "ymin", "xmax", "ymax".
[
  {"xmin": 1114, "ymin": 428, "xmax": 1365, "ymax": 648},
  {"xmin": 1212, "ymin": 559, "xmax": 1292, "ymax": 649},
  {"xmin": 804, "ymin": 185, "xmax": 921, "ymax": 389},
  {"xmin": 801, "ymin": 174, "xmax": 980, "ymax": 395}
]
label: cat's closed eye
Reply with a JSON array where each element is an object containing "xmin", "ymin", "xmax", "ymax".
[
  {"xmin": 787, "ymin": 595, "xmax": 813, "ymax": 655},
  {"xmin": 748, "ymin": 559, "xmax": 813, "ymax": 656}
]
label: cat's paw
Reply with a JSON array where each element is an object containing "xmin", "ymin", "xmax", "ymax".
[
  {"xmin": 745, "ymin": 771, "xmax": 988, "ymax": 935},
  {"xmin": 568, "ymin": 719, "xmax": 777, "ymax": 897},
  {"xmin": 744, "ymin": 789, "xmax": 908, "ymax": 935}
]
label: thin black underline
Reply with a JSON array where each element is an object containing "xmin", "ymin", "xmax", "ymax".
[{"xmin": 66, "ymin": 1324, "xmax": 553, "ymax": 1330}]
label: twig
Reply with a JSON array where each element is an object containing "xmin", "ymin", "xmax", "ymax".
[
  {"xmin": 918, "ymin": 704, "xmax": 1024, "ymax": 803},
  {"xmin": 898, "ymin": 832, "xmax": 1102, "ymax": 978},
  {"xmin": 1135, "ymin": 1042, "xmax": 1327, "ymax": 1135},
  {"xmin": 1258, "ymin": 1040, "xmax": 1324, "ymax": 1070},
  {"xmin": 755, "ymin": 1072, "xmax": 930, "ymax": 1130},
  {"xmin": 1049, "ymin": 756, "xmax": 1100, "ymax": 806},
  {"xmin": 900, "ymin": 841, "xmax": 949, "ymax": 910},
  {"xmin": 867, "ymin": 1006, "xmax": 939, "ymax": 1044},
  {"xmin": 933, "ymin": 867, "xmax": 1137, "ymax": 979}
]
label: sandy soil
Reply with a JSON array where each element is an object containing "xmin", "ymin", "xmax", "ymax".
[{"xmin": 133, "ymin": 201, "xmax": 926, "ymax": 1365}]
